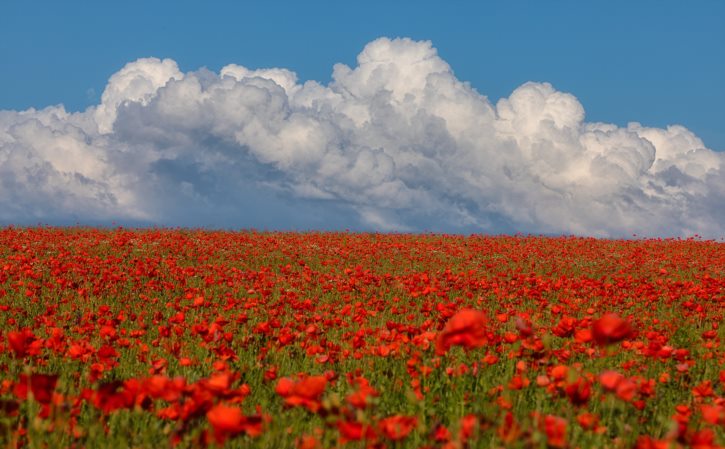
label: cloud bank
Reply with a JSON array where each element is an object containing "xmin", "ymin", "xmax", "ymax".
[{"xmin": 1, "ymin": 37, "xmax": 723, "ymax": 237}]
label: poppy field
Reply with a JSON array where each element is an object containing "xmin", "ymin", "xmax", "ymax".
[{"xmin": 0, "ymin": 228, "xmax": 723, "ymax": 449}]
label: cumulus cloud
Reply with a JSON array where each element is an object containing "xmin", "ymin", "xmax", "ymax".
[{"xmin": 1, "ymin": 38, "xmax": 723, "ymax": 237}]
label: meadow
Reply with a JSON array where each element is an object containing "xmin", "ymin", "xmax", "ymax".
[{"xmin": 0, "ymin": 228, "xmax": 722, "ymax": 448}]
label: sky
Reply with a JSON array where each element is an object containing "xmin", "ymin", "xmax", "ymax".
[{"xmin": 1, "ymin": 1, "xmax": 723, "ymax": 237}]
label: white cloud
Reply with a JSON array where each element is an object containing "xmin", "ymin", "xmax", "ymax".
[
  {"xmin": 94, "ymin": 57, "xmax": 183, "ymax": 134},
  {"xmin": 0, "ymin": 37, "xmax": 722, "ymax": 237}
]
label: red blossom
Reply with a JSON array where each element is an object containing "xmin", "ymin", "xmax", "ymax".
[
  {"xmin": 0, "ymin": 229, "xmax": 722, "ymax": 446},
  {"xmin": 541, "ymin": 415, "xmax": 567, "ymax": 449},
  {"xmin": 206, "ymin": 404, "xmax": 263, "ymax": 444},
  {"xmin": 599, "ymin": 371, "xmax": 624, "ymax": 391},
  {"xmin": 700, "ymin": 404, "xmax": 725, "ymax": 425},
  {"xmin": 7, "ymin": 329, "xmax": 36, "ymax": 359},
  {"xmin": 346, "ymin": 376, "xmax": 378, "ymax": 409},
  {"xmin": 29, "ymin": 374, "xmax": 58, "ymax": 405},
  {"xmin": 378, "ymin": 415, "xmax": 417, "ymax": 441},
  {"xmin": 564, "ymin": 378, "xmax": 591, "ymax": 406},
  {"xmin": 275, "ymin": 375, "xmax": 327, "ymax": 413},
  {"xmin": 591, "ymin": 313, "xmax": 632, "ymax": 345},
  {"xmin": 337, "ymin": 420, "xmax": 374, "ymax": 443},
  {"xmin": 435, "ymin": 309, "xmax": 488, "ymax": 355}
]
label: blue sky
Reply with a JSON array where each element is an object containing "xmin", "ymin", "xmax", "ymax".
[
  {"xmin": 0, "ymin": 1, "xmax": 723, "ymax": 237},
  {"xmin": 3, "ymin": 0, "xmax": 724, "ymax": 150}
]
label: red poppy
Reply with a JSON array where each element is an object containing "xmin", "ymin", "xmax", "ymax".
[
  {"xmin": 275, "ymin": 375, "xmax": 327, "ymax": 413},
  {"xmin": 550, "ymin": 365, "xmax": 569, "ymax": 381},
  {"xmin": 435, "ymin": 309, "xmax": 488, "ymax": 355},
  {"xmin": 515, "ymin": 316, "xmax": 533, "ymax": 337},
  {"xmin": 92, "ymin": 381, "xmax": 133, "ymax": 413},
  {"xmin": 541, "ymin": 415, "xmax": 567, "ymax": 449},
  {"xmin": 497, "ymin": 412, "xmax": 520, "ymax": 444},
  {"xmin": 692, "ymin": 380, "xmax": 713, "ymax": 398},
  {"xmin": 297, "ymin": 434, "xmax": 320, "ymax": 449},
  {"xmin": 552, "ymin": 316, "xmax": 577, "ymax": 337},
  {"xmin": 337, "ymin": 420, "xmax": 374, "ymax": 443},
  {"xmin": 378, "ymin": 415, "xmax": 417, "ymax": 441},
  {"xmin": 29, "ymin": 374, "xmax": 58, "ymax": 405},
  {"xmin": 7, "ymin": 330, "xmax": 34, "ymax": 359},
  {"xmin": 616, "ymin": 379, "xmax": 637, "ymax": 402},
  {"xmin": 144, "ymin": 375, "xmax": 185, "ymax": 402},
  {"xmin": 634, "ymin": 436, "xmax": 675, "ymax": 449},
  {"xmin": 346, "ymin": 377, "xmax": 378, "ymax": 409},
  {"xmin": 700, "ymin": 404, "xmax": 725, "ymax": 425},
  {"xmin": 0, "ymin": 228, "xmax": 722, "ymax": 446},
  {"xmin": 599, "ymin": 371, "xmax": 624, "ymax": 391},
  {"xmin": 576, "ymin": 412, "xmax": 599, "ymax": 430},
  {"xmin": 206, "ymin": 404, "xmax": 263, "ymax": 444},
  {"xmin": 459, "ymin": 414, "xmax": 478, "ymax": 443},
  {"xmin": 689, "ymin": 428, "xmax": 716, "ymax": 449},
  {"xmin": 206, "ymin": 372, "xmax": 233, "ymax": 393},
  {"xmin": 591, "ymin": 314, "xmax": 632, "ymax": 345},
  {"xmin": 564, "ymin": 378, "xmax": 591, "ymax": 406}
]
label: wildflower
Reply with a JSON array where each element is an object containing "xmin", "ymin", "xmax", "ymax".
[
  {"xmin": 435, "ymin": 309, "xmax": 488, "ymax": 355},
  {"xmin": 206, "ymin": 404, "xmax": 263, "ymax": 444},
  {"xmin": 378, "ymin": 415, "xmax": 417, "ymax": 441},
  {"xmin": 591, "ymin": 314, "xmax": 632, "ymax": 345},
  {"xmin": 275, "ymin": 375, "xmax": 327, "ymax": 413}
]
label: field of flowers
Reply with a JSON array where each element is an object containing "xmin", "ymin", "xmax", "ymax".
[{"xmin": 0, "ymin": 228, "xmax": 723, "ymax": 448}]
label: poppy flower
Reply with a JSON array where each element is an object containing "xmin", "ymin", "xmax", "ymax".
[
  {"xmin": 378, "ymin": 415, "xmax": 417, "ymax": 441},
  {"xmin": 564, "ymin": 378, "xmax": 591, "ymax": 406},
  {"xmin": 599, "ymin": 371, "xmax": 624, "ymax": 391},
  {"xmin": 275, "ymin": 375, "xmax": 327, "ymax": 413},
  {"xmin": 700, "ymin": 404, "xmax": 724, "ymax": 425},
  {"xmin": 552, "ymin": 316, "xmax": 577, "ymax": 337},
  {"xmin": 1, "ymin": 226, "xmax": 722, "ymax": 446},
  {"xmin": 297, "ymin": 434, "xmax": 320, "ymax": 449},
  {"xmin": 206, "ymin": 372, "xmax": 233, "ymax": 393},
  {"xmin": 689, "ymin": 428, "xmax": 716, "ymax": 449},
  {"xmin": 634, "ymin": 436, "xmax": 675, "ymax": 449},
  {"xmin": 7, "ymin": 330, "xmax": 34, "ymax": 359},
  {"xmin": 459, "ymin": 414, "xmax": 478, "ymax": 443},
  {"xmin": 206, "ymin": 404, "xmax": 263, "ymax": 444},
  {"xmin": 692, "ymin": 380, "xmax": 713, "ymax": 398},
  {"xmin": 541, "ymin": 415, "xmax": 567, "ymax": 449},
  {"xmin": 346, "ymin": 377, "xmax": 378, "ymax": 409},
  {"xmin": 576, "ymin": 412, "xmax": 599, "ymax": 430},
  {"xmin": 615, "ymin": 379, "xmax": 637, "ymax": 402},
  {"xmin": 515, "ymin": 316, "xmax": 533, "ymax": 337},
  {"xmin": 29, "ymin": 374, "xmax": 58, "ymax": 405},
  {"xmin": 92, "ymin": 381, "xmax": 133, "ymax": 413},
  {"xmin": 591, "ymin": 314, "xmax": 632, "ymax": 345},
  {"xmin": 435, "ymin": 309, "xmax": 488, "ymax": 355},
  {"xmin": 497, "ymin": 412, "xmax": 520, "ymax": 444},
  {"xmin": 337, "ymin": 420, "xmax": 374, "ymax": 443}
]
